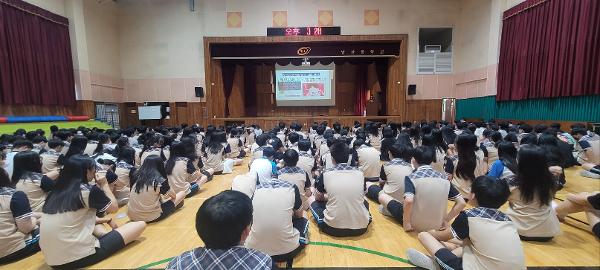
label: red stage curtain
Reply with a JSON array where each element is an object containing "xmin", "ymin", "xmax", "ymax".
[
  {"xmin": 243, "ymin": 64, "xmax": 257, "ymax": 117},
  {"xmin": 355, "ymin": 64, "xmax": 368, "ymax": 115},
  {"xmin": 221, "ymin": 62, "xmax": 236, "ymax": 117},
  {"xmin": 0, "ymin": 0, "xmax": 75, "ymax": 106},
  {"xmin": 497, "ymin": 0, "xmax": 600, "ymax": 101}
]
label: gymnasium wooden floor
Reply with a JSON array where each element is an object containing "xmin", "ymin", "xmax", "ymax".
[{"xmin": 6, "ymin": 159, "xmax": 600, "ymax": 269}]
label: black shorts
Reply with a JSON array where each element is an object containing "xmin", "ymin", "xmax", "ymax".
[
  {"xmin": 434, "ymin": 248, "xmax": 463, "ymax": 270},
  {"xmin": 51, "ymin": 230, "xmax": 125, "ymax": 269},
  {"xmin": 271, "ymin": 218, "xmax": 309, "ymax": 262},
  {"xmin": 149, "ymin": 200, "xmax": 177, "ymax": 223},
  {"xmin": 310, "ymin": 200, "xmax": 370, "ymax": 237},
  {"xmin": 366, "ymin": 185, "xmax": 383, "ymax": 201},
  {"xmin": 186, "ymin": 183, "xmax": 199, "ymax": 198},
  {"xmin": 364, "ymin": 177, "xmax": 380, "ymax": 182},
  {"xmin": 591, "ymin": 165, "xmax": 600, "ymax": 175},
  {"xmin": 0, "ymin": 229, "xmax": 40, "ymax": 264},
  {"xmin": 519, "ymin": 235, "xmax": 553, "ymax": 242},
  {"xmin": 592, "ymin": 223, "xmax": 600, "ymax": 239},
  {"xmin": 213, "ymin": 170, "xmax": 223, "ymax": 175},
  {"xmin": 238, "ymin": 150, "xmax": 246, "ymax": 158},
  {"xmin": 386, "ymin": 200, "xmax": 405, "ymax": 224}
]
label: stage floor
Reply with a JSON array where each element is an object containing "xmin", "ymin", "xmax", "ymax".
[{"xmin": 6, "ymin": 159, "xmax": 600, "ymax": 269}]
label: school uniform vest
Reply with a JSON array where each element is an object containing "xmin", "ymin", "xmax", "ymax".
[
  {"xmin": 449, "ymin": 154, "xmax": 487, "ymax": 198},
  {"xmin": 321, "ymin": 152, "xmax": 352, "ymax": 170},
  {"xmin": 168, "ymin": 158, "xmax": 193, "ymax": 194},
  {"xmin": 227, "ymin": 138, "xmax": 242, "ymax": 158},
  {"xmin": 322, "ymin": 165, "xmax": 370, "ymax": 229},
  {"xmin": 39, "ymin": 184, "xmax": 104, "ymax": 266},
  {"xmin": 40, "ymin": 149, "xmax": 61, "ymax": 174},
  {"xmin": 578, "ymin": 134, "xmax": 600, "ymax": 164},
  {"xmin": 0, "ymin": 188, "xmax": 33, "ymax": 258},
  {"xmin": 461, "ymin": 208, "xmax": 526, "ymax": 270},
  {"xmin": 382, "ymin": 159, "xmax": 413, "ymax": 203},
  {"xmin": 278, "ymin": 167, "xmax": 309, "ymax": 211},
  {"xmin": 408, "ymin": 167, "xmax": 451, "ymax": 232},
  {"xmin": 127, "ymin": 180, "xmax": 168, "ymax": 222},
  {"xmin": 430, "ymin": 148, "xmax": 446, "ymax": 173},
  {"xmin": 505, "ymin": 180, "xmax": 561, "ymax": 238},
  {"xmin": 245, "ymin": 179, "xmax": 300, "ymax": 256},
  {"xmin": 141, "ymin": 148, "xmax": 163, "ymax": 165},
  {"xmin": 204, "ymin": 145, "xmax": 226, "ymax": 172},
  {"xmin": 114, "ymin": 162, "xmax": 134, "ymax": 203},
  {"xmin": 369, "ymin": 134, "xmax": 382, "ymax": 151},
  {"xmin": 232, "ymin": 173, "xmax": 258, "ymax": 198},
  {"xmin": 83, "ymin": 142, "xmax": 98, "ymax": 156},
  {"xmin": 297, "ymin": 152, "xmax": 315, "ymax": 181},
  {"xmin": 15, "ymin": 172, "xmax": 48, "ymax": 212},
  {"xmin": 357, "ymin": 145, "xmax": 382, "ymax": 179},
  {"xmin": 482, "ymin": 141, "xmax": 499, "ymax": 166}
]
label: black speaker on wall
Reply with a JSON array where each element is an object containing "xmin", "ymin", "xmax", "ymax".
[
  {"xmin": 408, "ymin": 84, "xmax": 417, "ymax": 95},
  {"xmin": 195, "ymin": 87, "xmax": 204, "ymax": 97}
]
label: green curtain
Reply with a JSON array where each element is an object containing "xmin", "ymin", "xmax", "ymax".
[{"xmin": 456, "ymin": 95, "xmax": 600, "ymax": 122}]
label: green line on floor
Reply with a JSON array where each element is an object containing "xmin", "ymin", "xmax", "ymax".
[{"xmin": 137, "ymin": 241, "xmax": 413, "ymax": 269}]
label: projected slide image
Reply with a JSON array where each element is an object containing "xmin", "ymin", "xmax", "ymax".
[
  {"xmin": 303, "ymin": 83, "xmax": 325, "ymax": 96},
  {"xmin": 274, "ymin": 63, "xmax": 335, "ymax": 106}
]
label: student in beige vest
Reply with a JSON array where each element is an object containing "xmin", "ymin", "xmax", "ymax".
[
  {"xmin": 505, "ymin": 144, "xmax": 561, "ymax": 241},
  {"xmin": 227, "ymin": 128, "xmax": 246, "ymax": 158},
  {"xmin": 111, "ymin": 147, "xmax": 137, "ymax": 206},
  {"xmin": 366, "ymin": 143, "xmax": 413, "ymax": 216},
  {"xmin": 421, "ymin": 132, "xmax": 448, "ymax": 174},
  {"xmin": 0, "ymin": 168, "xmax": 40, "ymax": 264},
  {"xmin": 139, "ymin": 134, "xmax": 167, "ymax": 165},
  {"xmin": 378, "ymin": 146, "xmax": 466, "ymax": 232},
  {"xmin": 310, "ymin": 141, "xmax": 371, "ymax": 237},
  {"xmin": 296, "ymin": 139, "xmax": 316, "ymax": 183},
  {"xmin": 204, "ymin": 131, "xmax": 242, "ymax": 174},
  {"xmin": 56, "ymin": 135, "xmax": 88, "ymax": 167},
  {"xmin": 278, "ymin": 149, "xmax": 312, "ymax": 216},
  {"xmin": 40, "ymin": 139, "xmax": 64, "ymax": 174},
  {"xmin": 166, "ymin": 143, "xmax": 209, "ymax": 198},
  {"xmin": 232, "ymin": 172, "xmax": 259, "ymax": 198},
  {"xmin": 39, "ymin": 155, "xmax": 146, "ymax": 269},
  {"xmin": 445, "ymin": 133, "xmax": 488, "ymax": 198},
  {"xmin": 407, "ymin": 176, "xmax": 525, "ymax": 270},
  {"xmin": 128, "ymin": 156, "xmax": 185, "ymax": 223},
  {"xmin": 479, "ymin": 129, "xmax": 500, "ymax": 168},
  {"xmin": 245, "ymin": 178, "xmax": 308, "ymax": 264},
  {"xmin": 12, "ymin": 151, "xmax": 59, "ymax": 213},
  {"xmin": 353, "ymin": 139, "xmax": 382, "ymax": 182}
]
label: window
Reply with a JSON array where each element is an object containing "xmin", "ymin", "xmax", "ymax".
[{"xmin": 417, "ymin": 28, "xmax": 452, "ymax": 74}]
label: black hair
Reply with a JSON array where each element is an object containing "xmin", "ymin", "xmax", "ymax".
[
  {"xmin": 256, "ymin": 134, "xmax": 270, "ymax": 147},
  {"xmin": 207, "ymin": 131, "xmax": 226, "ymax": 155},
  {"xmin": 520, "ymin": 133, "xmax": 538, "ymax": 145},
  {"xmin": 117, "ymin": 147, "xmax": 136, "ymax": 166},
  {"xmin": 298, "ymin": 139, "xmax": 311, "ymax": 152},
  {"xmin": 195, "ymin": 190, "xmax": 253, "ymax": 249},
  {"xmin": 94, "ymin": 133, "xmax": 110, "ymax": 155},
  {"xmin": 412, "ymin": 146, "xmax": 434, "ymax": 165},
  {"xmin": 571, "ymin": 127, "xmax": 588, "ymax": 136},
  {"xmin": 382, "ymin": 127, "xmax": 394, "ymax": 139},
  {"xmin": 496, "ymin": 141, "xmax": 518, "ymax": 174},
  {"xmin": 389, "ymin": 143, "xmax": 412, "ymax": 162},
  {"xmin": 58, "ymin": 135, "xmax": 88, "ymax": 165},
  {"xmin": 32, "ymin": 136, "xmax": 47, "ymax": 144},
  {"xmin": 538, "ymin": 133, "xmax": 563, "ymax": 167},
  {"xmin": 520, "ymin": 124, "xmax": 533, "ymax": 133},
  {"xmin": 12, "ymin": 140, "xmax": 33, "ymax": 149},
  {"xmin": 11, "ymin": 151, "xmax": 42, "ymax": 185},
  {"xmin": 471, "ymin": 175, "xmax": 510, "ymax": 208},
  {"xmin": 431, "ymin": 129, "xmax": 448, "ymax": 153},
  {"xmin": 43, "ymin": 155, "xmax": 97, "ymax": 214},
  {"xmin": 455, "ymin": 133, "xmax": 477, "ymax": 181},
  {"xmin": 283, "ymin": 149, "xmax": 299, "ymax": 167},
  {"xmin": 330, "ymin": 140, "xmax": 350, "ymax": 164},
  {"xmin": 262, "ymin": 146, "xmax": 275, "ymax": 158},
  {"xmin": 0, "ymin": 168, "xmax": 11, "ymax": 188},
  {"xmin": 515, "ymin": 145, "xmax": 557, "ymax": 206},
  {"xmin": 165, "ymin": 142, "xmax": 186, "ymax": 175},
  {"xmin": 288, "ymin": 132, "xmax": 300, "ymax": 145},
  {"xmin": 440, "ymin": 126, "xmax": 456, "ymax": 146},
  {"xmin": 133, "ymin": 155, "xmax": 168, "ymax": 194}
]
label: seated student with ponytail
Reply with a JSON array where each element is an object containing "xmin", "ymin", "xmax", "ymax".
[
  {"xmin": 128, "ymin": 155, "xmax": 185, "ymax": 223},
  {"xmin": 378, "ymin": 146, "xmax": 465, "ymax": 232},
  {"xmin": 12, "ymin": 151, "xmax": 59, "ymax": 213},
  {"xmin": 310, "ymin": 141, "xmax": 371, "ymax": 237},
  {"xmin": 204, "ymin": 131, "xmax": 242, "ymax": 175},
  {"xmin": 112, "ymin": 147, "xmax": 137, "ymax": 206},
  {"xmin": 166, "ymin": 143, "xmax": 209, "ymax": 198},
  {"xmin": 0, "ymin": 168, "xmax": 40, "ymax": 264},
  {"xmin": 39, "ymin": 155, "xmax": 146, "ymax": 269},
  {"xmin": 140, "ymin": 134, "xmax": 167, "ymax": 165},
  {"xmin": 366, "ymin": 143, "xmax": 413, "ymax": 217},
  {"xmin": 407, "ymin": 176, "xmax": 525, "ymax": 270},
  {"xmin": 227, "ymin": 128, "xmax": 246, "ymax": 159},
  {"xmin": 445, "ymin": 133, "xmax": 488, "ymax": 198},
  {"xmin": 40, "ymin": 139, "xmax": 64, "ymax": 174}
]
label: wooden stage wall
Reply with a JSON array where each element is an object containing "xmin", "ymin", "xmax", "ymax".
[{"xmin": 0, "ymin": 100, "xmax": 95, "ymax": 118}]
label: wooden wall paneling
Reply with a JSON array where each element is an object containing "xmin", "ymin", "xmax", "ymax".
[
  {"xmin": 0, "ymin": 100, "xmax": 94, "ymax": 118},
  {"xmin": 207, "ymin": 59, "xmax": 226, "ymax": 119},
  {"xmin": 228, "ymin": 65, "xmax": 245, "ymax": 117},
  {"xmin": 174, "ymin": 102, "xmax": 188, "ymax": 125},
  {"xmin": 404, "ymin": 99, "xmax": 442, "ymax": 122},
  {"xmin": 187, "ymin": 102, "xmax": 204, "ymax": 125}
]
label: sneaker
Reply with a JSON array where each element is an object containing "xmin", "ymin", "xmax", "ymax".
[{"xmin": 407, "ymin": 248, "xmax": 437, "ymax": 270}]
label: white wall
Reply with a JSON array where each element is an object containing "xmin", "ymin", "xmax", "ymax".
[{"xmin": 23, "ymin": 0, "xmax": 65, "ymax": 16}]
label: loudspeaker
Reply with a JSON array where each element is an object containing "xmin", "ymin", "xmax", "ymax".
[
  {"xmin": 408, "ymin": 84, "xmax": 417, "ymax": 95},
  {"xmin": 195, "ymin": 87, "xmax": 204, "ymax": 97}
]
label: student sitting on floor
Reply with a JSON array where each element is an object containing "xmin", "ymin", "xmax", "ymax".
[
  {"xmin": 445, "ymin": 133, "xmax": 488, "ymax": 198},
  {"xmin": 310, "ymin": 140, "xmax": 371, "ymax": 237},
  {"xmin": 232, "ymin": 172, "xmax": 259, "ymax": 198},
  {"xmin": 203, "ymin": 131, "xmax": 241, "ymax": 174},
  {"xmin": 227, "ymin": 128, "xmax": 246, "ymax": 159},
  {"xmin": 128, "ymin": 155, "xmax": 185, "ymax": 223},
  {"xmin": 378, "ymin": 146, "xmax": 466, "ymax": 232},
  {"xmin": 505, "ymin": 144, "xmax": 561, "ymax": 241},
  {"xmin": 4, "ymin": 140, "xmax": 34, "ymax": 179},
  {"xmin": 0, "ymin": 167, "xmax": 40, "ymax": 265},
  {"xmin": 251, "ymin": 134, "xmax": 271, "ymax": 162},
  {"xmin": 555, "ymin": 191, "xmax": 600, "ymax": 239},
  {"xmin": 353, "ymin": 138, "xmax": 382, "ymax": 182},
  {"xmin": 166, "ymin": 143, "xmax": 209, "ymax": 198},
  {"xmin": 406, "ymin": 175, "xmax": 525, "ymax": 270},
  {"xmin": 365, "ymin": 143, "xmax": 413, "ymax": 217},
  {"xmin": 167, "ymin": 190, "xmax": 273, "ymax": 270},
  {"xmin": 12, "ymin": 151, "xmax": 59, "ymax": 213},
  {"xmin": 277, "ymin": 149, "xmax": 312, "ymax": 216},
  {"xmin": 296, "ymin": 139, "xmax": 316, "ymax": 183},
  {"xmin": 572, "ymin": 127, "xmax": 600, "ymax": 166},
  {"xmin": 39, "ymin": 155, "xmax": 146, "ymax": 269},
  {"xmin": 250, "ymin": 147, "xmax": 278, "ymax": 183},
  {"xmin": 287, "ymin": 132, "xmax": 300, "ymax": 152},
  {"xmin": 245, "ymin": 175, "xmax": 308, "ymax": 265},
  {"xmin": 487, "ymin": 141, "xmax": 518, "ymax": 181},
  {"xmin": 112, "ymin": 147, "xmax": 136, "ymax": 206},
  {"xmin": 40, "ymin": 139, "xmax": 64, "ymax": 174}
]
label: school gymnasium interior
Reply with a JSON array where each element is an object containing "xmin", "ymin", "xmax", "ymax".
[{"xmin": 0, "ymin": 0, "xmax": 599, "ymax": 269}]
